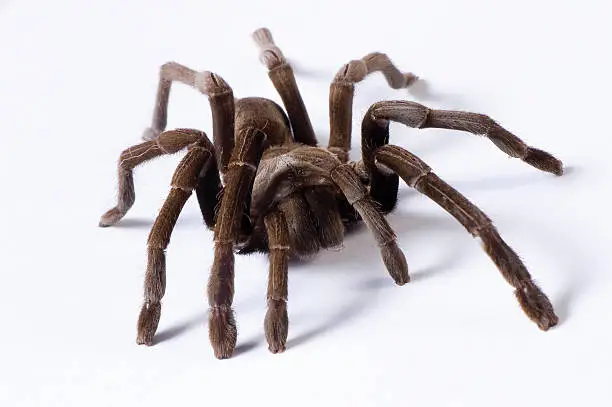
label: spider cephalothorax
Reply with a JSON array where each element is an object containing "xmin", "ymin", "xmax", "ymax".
[{"xmin": 99, "ymin": 28, "xmax": 563, "ymax": 359}]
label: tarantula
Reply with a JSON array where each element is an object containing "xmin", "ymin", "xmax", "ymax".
[{"xmin": 99, "ymin": 28, "xmax": 563, "ymax": 359}]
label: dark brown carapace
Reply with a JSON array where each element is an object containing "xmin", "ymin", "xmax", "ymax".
[{"xmin": 99, "ymin": 28, "xmax": 563, "ymax": 359}]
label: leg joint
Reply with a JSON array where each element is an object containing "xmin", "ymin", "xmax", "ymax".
[
  {"xmin": 330, "ymin": 164, "xmax": 368, "ymax": 205},
  {"xmin": 334, "ymin": 60, "xmax": 367, "ymax": 84},
  {"xmin": 252, "ymin": 27, "xmax": 286, "ymax": 69},
  {"xmin": 328, "ymin": 146, "xmax": 349, "ymax": 163},
  {"xmin": 369, "ymin": 100, "xmax": 431, "ymax": 129},
  {"xmin": 118, "ymin": 140, "xmax": 162, "ymax": 170},
  {"xmin": 227, "ymin": 161, "xmax": 257, "ymax": 171},
  {"xmin": 159, "ymin": 62, "xmax": 196, "ymax": 86},
  {"xmin": 194, "ymin": 71, "xmax": 232, "ymax": 96},
  {"xmin": 155, "ymin": 129, "xmax": 205, "ymax": 154},
  {"xmin": 411, "ymin": 169, "xmax": 432, "ymax": 188}
]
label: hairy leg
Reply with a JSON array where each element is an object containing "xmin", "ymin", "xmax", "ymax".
[
  {"xmin": 143, "ymin": 62, "xmax": 236, "ymax": 172},
  {"xmin": 137, "ymin": 135, "xmax": 214, "ymax": 345},
  {"xmin": 361, "ymin": 100, "xmax": 564, "ymax": 212},
  {"xmin": 329, "ymin": 53, "xmax": 417, "ymax": 162},
  {"xmin": 252, "ymin": 27, "xmax": 317, "ymax": 146},
  {"xmin": 263, "ymin": 210, "xmax": 290, "ymax": 353},
  {"xmin": 330, "ymin": 164, "xmax": 409, "ymax": 285},
  {"xmin": 375, "ymin": 144, "xmax": 558, "ymax": 330},
  {"xmin": 208, "ymin": 127, "xmax": 266, "ymax": 359},
  {"xmin": 99, "ymin": 129, "xmax": 210, "ymax": 227}
]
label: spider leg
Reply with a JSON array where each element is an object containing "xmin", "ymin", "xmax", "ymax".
[
  {"xmin": 136, "ymin": 132, "xmax": 215, "ymax": 345},
  {"xmin": 143, "ymin": 62, "xmax": 236, "ymax": 172},
  {"xmin": 329, "ymin": 54, "xmax": 417, "ymax": 162},
  {"xmin": 263, "ymin": 210, "xmax": 290, "ymax": 353},
  {"xmin": 330, "ymin": 164, "xmax": 409, "ymax": 285},
  {"xmin": 208, "ymin": 127, "xmax": 266, "ymax": 359},
  {"xmin": 360, "ymin": 100, "xmax": 564, "ymax": 213},
  {"xmin": 252, "ymin": 27, "xmax": 317, "ymax": 146},
  {"xmin": 99, "ymin": 129, "xmax": 210, "ymax": 227},
  {"xmin": 100, "ymin": 66, "xmax": 235, "ymax": 227},
  {"xmin": 374, "ymin": 144, "xmax": 558, "ymax": 330}
]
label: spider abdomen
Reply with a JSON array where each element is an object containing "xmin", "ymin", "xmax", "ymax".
[{"xmin": 235, "ymin": 97, "xmax": 292, "ymax": 146}]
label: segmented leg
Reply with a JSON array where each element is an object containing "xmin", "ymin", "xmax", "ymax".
[
  {"xmin": 99, "ymin": 129, "xmax": 207, "ymax": 227},
  {"xmin": 361, "ymin": 100, "xmax": 564, "ymax": 212},
  {"xmin": 136, "ymin": 134, "xmax": 214, "ymax": 345},
  {"xmin": 208, "ymin": 127, "xmax": 266, "ymax": 359},
  {"xmin": 375, "ymin": 144, "xmax": 558, "ymax": 330},
  {"xmin": 330, "ymin": 164, "xmax": 409, "ymax": 285},
  {"xmin": 329, "ymin": 54, "xmax": 417, "ymax": 162},
  {"xmin": 252, "ymin": 27, "xmax": 317, "ymax": 146},
  {"xmin": 143, "ymin": 62, "xmax": 235, "ymax": 172},
  {"xmin": 263, "ymin": 210, "xmax": 290, "ymax": 353}
]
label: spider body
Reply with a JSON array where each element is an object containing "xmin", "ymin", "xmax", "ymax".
[
  {"xmin": 246, "ymin": 143, "xmax": 347, "ymax": 258},
  {"xmin": 205, "ymin": 95, "xmax": 351, "ymax": 258},
  {"xmin": 100, "ymin": 28, "xmax": 563, "ymax": 359}
]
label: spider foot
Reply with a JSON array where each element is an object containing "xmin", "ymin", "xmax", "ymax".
[
  {"xmin": 252, "ymin": 27, "xmax": 285, "ymax": 69},
  {"xmin": 142, "ymin": 127, "xmax": 161, "ymax": 141},
  {"xmin": 252, "ymin": 27, "xmax": 273, "ymax": 47},
  {"xmin": 522, "ymin": 147, "xmax": 564, "ymax": 176},
  {"xmin": 265, "ymin": 299, "xmax": 288, "ymax": 354},
  {"xmin": 209, "ymin": 305, "xmax": 237, "ymax": 359},
  {"xmin": 514, "ymin": 283, "xmax": 559, "ymax": 331},
  {"xmin": 136, "ymin": 302, "xmax": 161, "ymax": 346},
  {"xmin": 404, "ymin": 72, "xmax": 419, "ymax": 87},
  {"xmin": 99, "ymin": 207, "xmax": 127, "ymax": 227},
  {"xmin": 381, "ymin": 242, "xmax": 410, "ymax": 285}
]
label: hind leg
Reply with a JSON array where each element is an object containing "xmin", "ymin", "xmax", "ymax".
[
  {"xmin": 328, "ymin": 53, "xmax": 417, "ymax": 163},
  {"xmin": 252, "ymin": 27, "xmax": 317, "ymax": 146}
]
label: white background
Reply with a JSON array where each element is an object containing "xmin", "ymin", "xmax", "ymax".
[{"xmin": 1, "ymin": 0, "xmax": 610, "ymax": 405}]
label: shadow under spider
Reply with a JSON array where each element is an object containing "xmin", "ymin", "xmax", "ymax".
[
  {"xmin": 234, "ymin": 338, "xmax": 262, "ymax": 356},
  {"xmin": 111, "ymin": 217, "xmax": 153, "ymax": 229},
  {"xmin": 287, "ymin": 249, "xmax": 462, "ymax": 349},
  {"xmin": 112, "ymin": 212, "xmax": 205, "ymax": 230},
  {"xmin": 154, "ymin": 305, "xmax": 266, "ymax": 350},
  {"xmin": 139, "ymin": 164, "xmax": 577, "ymax": 349},
  {"xmin": 287, "ymin": 211, "xmax": 466, "ymax": 349},
  {"xmin": 450, "ymin": 165, "xmax": 578, "ymax": 193},
  {"xmin": 154, "ymin": 313, "xmax": 205, "ymax": 345},
  {"xmin": 291, "ymin": 210, "xmax": 465, "ymax": 271},
  {"xmin": 405, "ymin": 79, "xmax": 469, "ymax": 106}
]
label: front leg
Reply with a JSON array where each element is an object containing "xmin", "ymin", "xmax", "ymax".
[
  {"xmin": 374, "ymin": 144, "xmax": 558, "ymax": 330},
  {"xmin": 330, "ymin": 164, "xmax": 410, "ymax": 286},
  {"xmin": 263, "ymin": 211, "xmax": 290, "ymax": 353},
  {"xmin": 207, "ymin": 127, "xmax": 266, "ymax": 359}
]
